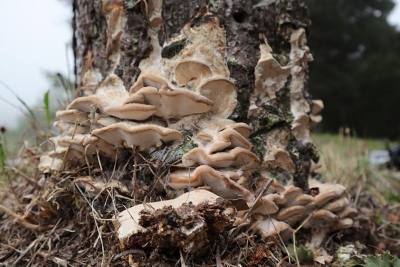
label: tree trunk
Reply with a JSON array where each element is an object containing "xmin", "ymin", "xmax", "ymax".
[
  {"xmin": 73, "ymin": 0, "xmax": 317, "ymax": 191},
  {"xmin": 61, "ymin": 0, "xmax": 322, "ymax": 264},
  {"xmin": 0, "ymin": 2, "xmax": 359, "ymax": 266}
]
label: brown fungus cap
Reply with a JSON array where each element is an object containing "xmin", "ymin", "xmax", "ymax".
[
  {"xmin": 276, "ymin": 206, "xmax": 307, "ymax": 224},
  {"xmin": 57, "ymin": 134, "xmax": 117, "ymax": 159},
  {"xmin": 67, "ymin": 95, "xmax": 108, "ymax": 113},
  {"xmin": 309, "ymin": 115, "xmax": 323, "ymax": 129},
  {"xmin": 125, "ymin": 86, "xmax": 213, "ymax": 119},
  {"xmin": 304, "ymin": 210, "xmax": 338, "ymax": 228},
  {"xmin": 182, "ymin": 147, "xmax": 260, "ymax": 169},
  {"xmin": 174, "ymin": 60, "xmax": 212, "ymax": 86},
  {"xmin": 322, "ymin": 197, "xmax": 349, "ymax": 212},
  {"xmin": 92, "ymin": 121, "xmax": 183, "ymax": 149},
  {"xmin": 104, "ymin": 102, "xmax": 157, "ymax": 121},
  {"xmin": 53, "ymin": 121, "xmax": 89, "ymax": 135},
  {"xmin": 254, "ymin": 218, "xmax": 294, "ymax": 241},
  {"xmin": 311, "ymin": 183, "xmax": 347, "ymax": 208},
  {"xmin": 196, "ymin": 78, "xmax": 237, "ymax": 119},
  {"xmin": 68, "ymin": 75, "xmax": 128, "ymax": 113},
  {"xmin": 55, "ymin": 109, "xmax": 90, "ymax": 126},
  {"xmin": 168, "ymin": 165, "xmax": 254, "ymax": 201},
  {"xmin": 311, "ymin": 100, "xmax": 324, "ymax": 115},
  {"xmin": 129, "ymin": 73, "xmax": 169, "ymax": 93},
  {"xmin": 250, "ymin": 195, "xmax": 280, "ymax": 216},
  {"xmin": 195, "ymin": 127, "xmax": 253, "ymax": 155}
]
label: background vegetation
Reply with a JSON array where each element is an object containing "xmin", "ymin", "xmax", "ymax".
[{"xmin": 305, "ymin": 0, "xmax": 400, "ymax": 139}]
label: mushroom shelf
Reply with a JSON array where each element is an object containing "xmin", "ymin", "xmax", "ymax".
[{"xmin": 39, "ymin": 7, "xmax": 353, "ymax": 254}]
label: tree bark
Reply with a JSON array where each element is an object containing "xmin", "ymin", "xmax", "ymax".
[{"xmin": 73, "ymin": 0, "xmax": 317, "ymax": 191}]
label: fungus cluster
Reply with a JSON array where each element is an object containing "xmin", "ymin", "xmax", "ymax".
[{"xmin": 39, "ymin": 6, "xmax": 355, "ymax": 255}]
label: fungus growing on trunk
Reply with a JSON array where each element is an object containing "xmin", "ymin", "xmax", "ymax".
[{"xmin": 35, "ymin": 2, "xmax": 355, "ymax": 264}]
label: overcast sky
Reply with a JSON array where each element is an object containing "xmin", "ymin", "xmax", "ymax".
[{"xmin": 0, "ymin": 1, "xmax": 400, "ymax": 128}]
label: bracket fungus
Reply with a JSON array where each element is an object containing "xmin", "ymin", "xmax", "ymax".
[{"xmin": 37, "ymin": 5, "xmax": 356, "ymax": 263}]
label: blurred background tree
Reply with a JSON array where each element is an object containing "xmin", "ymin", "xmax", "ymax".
[{"xmin": 305, "ymin": 0, "xmax": 400, "ymax": 139}]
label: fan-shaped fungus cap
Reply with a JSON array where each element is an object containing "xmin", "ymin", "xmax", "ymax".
[
  {"xmin": 304, "ymin": 210, "xmax": 338, "ymax": 228},
  {"xmin": 116, "ymin": 190, "xmax": 234, "ymax": 242},
  {"xmin": 322, "ymin": 197, "xmax": 349, "ymax": 212},
  {"xmin": 291, "ymin": 114, "xmax": 310, "ymax": 141},
  {"xmin": 67, "ymin": 95, "xmax": 107, "ymax": 113},
  {"xmin": 104, "ymin": 102, "xmax": 157, "ymax": 120},
  {"xmin": 182, "ymin": 147, "xmax": 259, "ymax": 169},
  {"xmin": 250, "ymin": 195, "xmax": 280, "ymax": 215},
  {"xmin": 129, "ymin": 73, "xmax": 169, "ymax": 94},
  {"xmin": 124, "ymin": 86, "xmax": 213, "ymax": 119},
  {"xmin": 174, "ymin": 60, "xmax": 212, "ymax": 86},
  {"xmin": 92, "ymin": 121, "xmax": 183, "ymax": 149},
  {"xmin": 264, "ymin": 148, "xmax": 295, "ymax": 172},
  {"xmin": 276, "ymin": 206, "xmax": 307, "ymax": 225},
  {"xmin": 53, "ymin": 121, "xmax": 89, "ymax": 135},
  {"xmin": 254, "ymin": 43, "xmax": 291, "ymax": 101},
  {"xmin": 168, "ymin": 165, "xmax": 254, "ymax": 201},
  {"xmin": 309, "ymin": 115, "xmax": 323, "ymax": 129},
  {"xmin": 279, "ymin": 186, "xmax": 304, "ymax": 204},
  {"xmin": 58, "ymin": 134, "xmax": 117, "ymax": 158},
  {"xmin": 56, "ymin": 109, "xmax": 90, "ymax": 126},
  {"xmin": 38, "ymin": 154, "xmax": 63, "ymax": 172},
  {"xmin": 80, "ymin": 68, "xmax": 103, "ymax": 95},
  {"xmin": 254, "ymin": 218, "xmax": 293, "ymax": 241},
  {"xmin": 211, "ymin": 129, "xmax": 252, "ymax": 153},
  {"xmin": 196, "ymin": 78, "xmax": 237, "ymax": 118},
  {"xmin": 69, "ymin": 75, "xmax": 128, "ymax": 112},
  {"xmin": 336, "ymin": 206, "xmax": 358, "ymax": 219},
  {"xmin": 311, "ymin": 100, "xmax": 324, "ymax": 115},
  {"xmin": 311, "ymin": 183, "xmax": 347, "ymax": 208},
  {"xmin": 196, "ymin": 127, "xmax": 253, "ymax": 154},
  {"xmin": 226, "ymin": 123, "xmax": 252, "ymax": 138}
]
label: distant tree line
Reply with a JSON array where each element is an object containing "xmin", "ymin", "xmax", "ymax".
[{"xmin": 305, "ymin": 0, "xmax": 400, "ymax": 139}]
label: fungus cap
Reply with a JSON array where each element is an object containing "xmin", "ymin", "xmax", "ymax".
[
  {"xmin": 168, "ymin": 165, "xmax": 254, "ymax": 202},
  {"xmin": 196, "ymin": 78, "xmax": 237, "ymax": 118},
  {"xmin": 129, "ymin": 73, "xmax": 169, "ymax": 93},
  {"xmin": 311, "ymin": 100, "xmax": 324, "ymax": 115},
  {"xmin": 254, "ymin": 218, "xmax": 294, "ymax": 241},
  {"xmin": 55, "ymin": 109, "xmax": 90, "ymax": 126},
  {"xmin": 125, "ymin": 86, "xmax": 213, "ymax": 119},
  {"xmin": 182, "ymin": 147, "xmax": 260, "ymax": 169},
  {"xmin": 174, "ymin": 60, "xmax": 212, "ymax": 86},
  {"xmin": 92, "ymin": 121, "xmax": 183, "ymax": 149}
]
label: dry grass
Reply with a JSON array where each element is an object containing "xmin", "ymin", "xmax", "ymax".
[
  {"xmin": 1, "ymin": 130, "xmax": 400, "ymax": 266},
  {"xmin": 311, "ymin": 132, "xmax": 400, "ymax": 204},
  {"xmin": 311, "ymin": 131, "xmax": 400, "ymax": 259}
]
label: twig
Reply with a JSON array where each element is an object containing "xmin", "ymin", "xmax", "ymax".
[
  {"xmin": 242, "ymin": 178, "xmax": 274, "ymax": 223},
  {"xmin": 26, "ymin": 219, "xmax": 62, "ymax": 267},
  {"xmin": 112, "ymin": 249, "xmax": 146, "ymax": 262},
  {"xmin": 292, "ymin": 214, "xmax": 312, "ymax": 267},
  {"xmin": 12, "ymin": 167, "xmax": 42, "ymax": 190},
  {"xmin": 179, "ymin": 249, "xmax": 186, "ymax": 267},
  {"xmin": 216, "ymin": 245, "xmax": 222, "ymax": 267},
  {"xmin": 0, "ymin": 204, "xmax": 53, "ymax": 231},
  {"xmin": 14, "ymin": 238, "xmax": 39, "ymax": 265},
  {"xmin": 276, "ymin": 255, "xmax": 290, "ymax": 267}
]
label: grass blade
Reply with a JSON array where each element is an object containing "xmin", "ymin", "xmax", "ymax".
[{"xmin": 44, "ymin": 90, "xmax": 51, "ymax": 128}]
